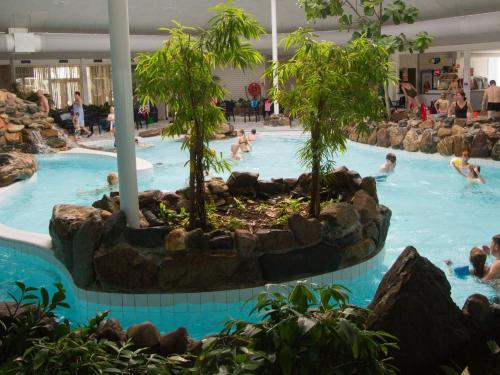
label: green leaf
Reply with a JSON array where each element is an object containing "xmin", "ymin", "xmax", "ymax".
[
  {"xmin": 297, "ymin": 316, "xmax": 317, "ymax": 334},
  {"xmin": 279, "ymin": 345, "xmax": 293, "ymax": 375},
  {"xmin": 33, "ymin": 348, "xmax": 49, "ymax": 370},
  {"xmin": 40, "ymin": 288, "xmax": 49, "ymax": 307},
  {"xmin": 487, "ymin": 340, "xmax": 500, "ymax": 354}
]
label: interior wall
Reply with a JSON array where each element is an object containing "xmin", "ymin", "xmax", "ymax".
[
  {"xmin": 214, "ymin": 63, "xmax": 268, "ymax": 101},
  {"xmin": 0, "ymin": 64, "xmax": 11, "ymax": 89},
  {"xmin": 471, "ymin": 56, "xmax": 490, "ymax": 78}
]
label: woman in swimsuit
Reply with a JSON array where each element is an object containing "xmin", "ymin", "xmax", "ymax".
[
  {"xmin": 238, "ymin": 129, "xmax": 251, "ymax": 153},
  {"xmin": 448, "ymin": 90, "xmax": 473, "ymax": 119},
  {"xmin": 401, "ymin": 81, "xmax": 421, "ymax": 111}
]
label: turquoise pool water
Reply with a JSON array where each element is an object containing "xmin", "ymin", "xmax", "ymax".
[{"xmin": 0, "ymin": 132, "xmax": 499, "ymax": 337}]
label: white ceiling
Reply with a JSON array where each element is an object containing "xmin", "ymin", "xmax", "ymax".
[{"xmin": 1, "ymin": 0, "xmax": 500, "ymax": 35}]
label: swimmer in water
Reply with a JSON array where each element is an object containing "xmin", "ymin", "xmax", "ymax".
[
  {"xmin": 444, "ymin": 247, "xmax": 490, "ymax": 279},
  {"xmin": 466, "ymin": 164, "xmax": 485, "ymax": 184},
  {"xmin": 379, "ymin": 153, "xmax": 397, "ymax": 174},
  {"xmin": 450, "ymin": 149, "xmax": 470, "ymax": 176},
  {"xmin": 230, "ymin": 143, "xmax": 241, "ymax": 160},
  {"xmin": 135, "ymin": 138, "xmax": 152, "ymax": 148},
  {"xmin": 77, "ymin": 172, "xmax": 118, "ymax": 197}
]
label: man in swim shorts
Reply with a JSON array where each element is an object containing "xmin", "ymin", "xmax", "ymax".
[{"xmin": 481, "ymin": 80, "xmax": 500, "ymax": 119}]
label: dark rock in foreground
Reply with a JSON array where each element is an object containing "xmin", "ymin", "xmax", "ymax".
[{"xmin": 0, "ymin": 152, "xmax": 37, "ymax": 187}]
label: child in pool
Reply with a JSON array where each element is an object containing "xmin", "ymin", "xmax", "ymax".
[
  {"xmin": 445, "ymin": 247, "xmax": 489, "ymax": 279},
  {"xmin": 379, "ymin": 153, "xmax": 396, "ymax": 174},
  {"xmin": 466, "ymin": 164, "xmax": 485, "ymax": 184}
]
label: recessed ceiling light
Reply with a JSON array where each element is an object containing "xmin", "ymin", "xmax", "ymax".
[{"xmin": 52, "ymin": 0, "xmax": 67, "ymax": 5}]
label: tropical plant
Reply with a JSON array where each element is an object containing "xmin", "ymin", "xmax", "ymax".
[
  {"xmin": 0, "ymin": 282, "xmax": 70, "ymax": 365},
  {"xmin": 135, "ymin": 2, "xmax": 264, "ymax": 230},
  {"xmin": 269, "ymin": 30, "xmax": 392, "ymax": 217},
  {"xmin": 194, "ymin": 282, "xmax": 398, "ymax": 374},
  {"xmin": 298, "ymin": 0, "xmax": 433, "ymax": 117}
]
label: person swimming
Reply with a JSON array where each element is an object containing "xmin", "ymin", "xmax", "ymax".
[
  {"xmin": 379, "ymin": 153, "xmax": 397, "ymax": 174},
  {"xmin": 445, "ymin": 247, "xmax": 489, "ymax": 279},
  {"xmin": 238, "ymin": 129, "xmax": 251, "ymax": 153},
  {"xmin": 450, "ymin": 149, "xmax": 470, "ymax": 175},
  {"xmin": 77, "ymin": 172, "xmax": 118, "ymax": 197},
  {"xmin": 466, "ymin": 164, "xmax": 485, "ymax": 184}
]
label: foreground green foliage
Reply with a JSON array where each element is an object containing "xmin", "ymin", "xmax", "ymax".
[
  {"xmin": 195, "ymin": 282, "xmax": 398, "ymax": 374},
  {"xmin": 269, "ymin": 30, "xmax": 391, "ymax": 217},
  {"xmin": 0, "ymin": 281, "xmax": 398, "ymax": 374},
  {"xmin": 135, "ymin": 2, "xmax": 264, "ymax": 230}
]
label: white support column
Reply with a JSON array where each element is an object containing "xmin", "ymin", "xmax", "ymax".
[
  {"xmin": 271, "ymin": 0, "xmax": 279, "ymax": 115},
  {"xmin": 388, "ymin": 53, "xmax": 400, "ymax": 101},
  {"xmin": 463, "ymin": 50, "xmax": 471, "ymax": 101},
  {"xmin": 108, "ymin": 0, "xmax": 140, "ymax": 228}
]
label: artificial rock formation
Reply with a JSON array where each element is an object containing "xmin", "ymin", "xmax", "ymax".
[
  {"xmin": 0, "ymin": 152, "xmax": 37, "ymax": 187},
  {"xmin": 368, "ymin": 246, "xmax": 500, "ymax": 375},
  {"xmin": 0, "ymin": 90, "xmax": 67, "ymax": 153},
  {"xmin": 349, "ymin": 116, "xmax": 500, "ymax": 159},
  {"xmin": 49, "ymin": 168, "xmax": 391, "ymax": 293}
]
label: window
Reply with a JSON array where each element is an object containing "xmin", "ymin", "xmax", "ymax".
[
  {"xmin": 488, "ymin": 58, "xmax": 500, "ymax": 84},
  {"xmin": 86, "ymin": 65, "xmax": 113, "ymax": 105},
  {"xmin": 15, "ymin": 65, "xmax": 81, "ymax": 109}
]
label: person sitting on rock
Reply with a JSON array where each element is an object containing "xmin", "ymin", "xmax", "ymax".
[
  {"xmin": 379, "ymin": 153, "xmax": 397, "ymax": 174},
  {"xmin": 466, "ymin": 164, "xmax": 485, "ymax": 184},
  {"xmin": 450, "ymin": 149, "xmax": 470, "ymax": 176}
]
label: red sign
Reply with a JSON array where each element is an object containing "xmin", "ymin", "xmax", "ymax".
[{"xmin": 434, "ymin": 69, "xmax": 441, "ymax": 76}]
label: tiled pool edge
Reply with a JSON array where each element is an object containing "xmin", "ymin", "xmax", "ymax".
[{"xmin": 0, "ymin": 224, "xmax": 385, "ymax": 309}]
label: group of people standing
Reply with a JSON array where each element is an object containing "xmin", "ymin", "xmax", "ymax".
[
  {"xmin": 401, "ymin": 79, "xmax": 500, "ymax": 121},
  {"xmin": 230, "ymin": 129, "xmax": 257, "ymax": 160}
]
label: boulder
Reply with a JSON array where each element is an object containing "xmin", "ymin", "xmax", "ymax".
[
  {"xmin": 127, "ymin": 322, "xmax": 161, "ymax": 352},
  {"xmin": 216, "ymin": 122, "xmax": 234, "ymax": 135},
  {"xmin": 341, "ymin": 238, "xmax": 377, "ymax": 266},
  {"xmin": 352, "ymin": 190, "xmax": 378, "ymax": 224},
  {"xmin": 403, "ymin": 128, "xmax": 420, "ymax": 152},
  {"xmin": 165, "ymin": 228, "xmax": 186, "ymax": 251},
  {"xmin": 94, "ymin": 243, "xmax": 158, "ymax": 291},
  {"xmin": 390, "ymin": 111, "xmax": 408, "ymax": 122},
  {"xmin": 419, "ymin": 129, "xmax": 437, "ymax": 154},
  {"xmin": 158, "ymin": 253, "xmax": 260, "ymax": 290},
  {"xmin": 288, "ymin": 214, "xmax": 322, "ymax": 246},
  {"xmin": 419, "ymin": 119, "xmax": 434, "ymax": 129},
  {"xmin": 41, "ymin": 128, "xmax": 59, "ymax": 138},
  {"xmin": 45, "ymin": 137, "xmax": 66, "ymax": 148},
  {"xmin": 138, "ymin": 128, "xmax": 163, "ymax": 138},
  {"xmin": 389, "ymin": 126, "xmax": 407, "ymax": 149},
  {"xmin": 492, "ymin": 140, "xmax": 500, "ymax": 161},
  {"xmin": 95, "ymin": 318, "xmax": 126, "ymax": 343},
  {"xmin": 7, "ymin": 124, "xmax": 25, "ymax": 133},
  {"xmin": 101, "ymin": 211, "xmax": 127, "ymax": 248},
  {"xmin": 123, "ymin": 226, "xmax": 170, "ymax": 248},
  {"xmin": 470, "ymin": 130, "xmax": 491, "ymax": 158},
  {"xmin": 255, "ymin": 229, "xmax": 296, "ymax": 253},
  {"xmin": 437, "ymin": 127, "xmax": 452, "ymax": 138},
  {"xmin": 0, "ymin": 152, "xmax": 37, "ymax": 187},
  {"xmin": 452, "ymin": 125, "xmax": 466, "ymax": 136},
  {"xmin": 226, "ymin": 171, "xmax": 259, "ymax": 189},
  {"xmin": 451, "ymin": 135, "xmax": 465, "ymax": 156},
  {"xmin": 367, "ymin": 247, "xmax": 470, "ymax": 375},
  {"xmin": 72, "ymin": 216, "xmax": 104, "ymax": 287},
  {"xmin": 159, "ymin": 327, "xmax": 189, "ymax": 356},
  {"xmin": 360, "ymin": 176, "xmax": 378, "ymax": 203},
  {"xmin": 208, "ymin": 234, "xmax": 234, "ymax": 250},
  {"xmin": 234, "ymin": 229, "xmax": 257, "ymax": 256},
  {"xmin": 207, "ymin": 178, "xmax": 228, "ymax": 194},
  {"xmin": 259, "ymin": 242, "xmax": 342, "ymax": 283},
  {"xmin": 4, "ymin": 131, "xmax": 22, "ymax": 143},
  {"xmin": 376, "ymin": 128, "xmax": 391, "ymax": 147},
  {"xmin": 184, "ymin": 228, "xmax": 205, "ymax": 250},
  {"xmin": 257, "ymin": 180, "xmax": 284, "ymax": 195},
  {"xmin": 319, "ymin": 202, "xmax": 360, "ymax": 237},
  {"xmin": 93, "ymin": 194, "xmax": 120, "ymax": 214},
  {"xmin": 437, "ymin": 136, "xmax": 456, "ymax": 156}
]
